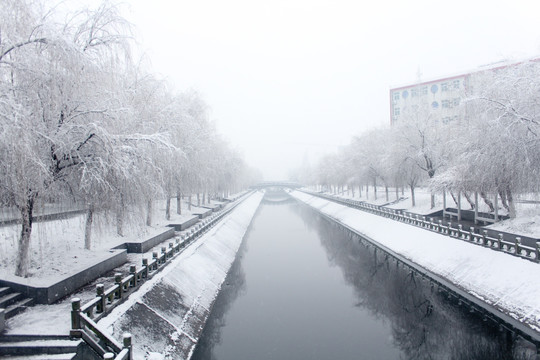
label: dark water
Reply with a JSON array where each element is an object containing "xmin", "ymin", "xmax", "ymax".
[{"xmin": 191, "ymin": 196, "xmax": 537, "ymax": 360}]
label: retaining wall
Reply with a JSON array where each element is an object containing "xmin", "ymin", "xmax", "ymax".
[
  {"xmin": 0, "ymin": 249, "xmax": 127, "ymax": 304},
  {"xmin": 98, "ymin": 191, "xmax": 264, "ymax": 360},
  {"xmin": 118, "ymin": 228, "xmax": 176, "ymax": 253},
  {"xmin": 167, "ymin": 215, "xmax": 199, "ymax": 231}
]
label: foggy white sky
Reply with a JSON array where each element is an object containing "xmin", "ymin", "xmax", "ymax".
[{"xmin": 119, "ymin": 0, "xmax": 540, "ymax": 180}]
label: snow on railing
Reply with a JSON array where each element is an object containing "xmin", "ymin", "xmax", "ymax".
[
  {"xmin": 304, "ymin": 191, "xmax": 540, "ymax": 263},
  {"xmin": 69, "ymin": 191, "xmax": 254, "ymax": 359}
]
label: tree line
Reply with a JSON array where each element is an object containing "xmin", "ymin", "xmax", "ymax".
[
  {"xmin": 292, "ymin": 59, "xmax": 540, "ymax": 219},
  {"xmin": 0, "ymin": 0, "xmax": 260, "ymax": 277}
]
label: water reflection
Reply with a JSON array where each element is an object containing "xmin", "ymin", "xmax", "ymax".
[
  {"xmin": 293, "ymin": 203, "xmax": 537, "ymax": 360},
  {"xmin": 261, "ymin": 188, "xmax": 296, "ymax": 205},
  {"xmin": 190, "ymin": 242, "xmax": 248, "ymax": 359},
  {"xmin": 192, "ymin": 200, "xmax": 537, "ymax": 360}
]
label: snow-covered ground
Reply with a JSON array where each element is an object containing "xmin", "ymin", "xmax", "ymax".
[
  {"xmin": 324, "ymin": 186, "xmax": 540, "ymax": 238},
  {"xmin": 5, "ymin": 191, "xmax": 262, "ymax": 346},
  {"xmin": 291, "ymin": 190, "xmax": 540, "ymax": 333},
  {"xmin": 99, "ymin": 191, "xmax": 264, "ymax": 360},
  {"xmin": 0, "ymin": 197, "xmax": 222, "ymax": 280}
]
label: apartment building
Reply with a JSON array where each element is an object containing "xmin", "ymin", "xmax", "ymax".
[{"xmin": 390, "ymin": 73, "xmax": 469, "ymax": 126}]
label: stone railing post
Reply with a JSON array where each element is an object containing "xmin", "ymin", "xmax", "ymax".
[
  {"xmin": 123, "ymin": 333, "xmax": 133, "ymax": 360},
  {"xmin": 152, "ymin": 252, "xmax": 158, "ymax": 269},
  {"xmin": 160, "ymin": 247, "xmax": 166, "ymax": 263},
  {"xmin": 71, "ymin": 298, "xmax": 81, "ymax": 333},
  {"xmin": 96, "ymin": 284, "xmax": 106, "ymax": 313},
  {"xmin": 536, "ymin": 241, "xmax": 540, "ymax": 262},
  {"xmin": 469, "ymin": 227, "xmax": 475, "ymax": 242},
  {"xmin": 103, "ymin": 353, "xmax": 114, "ymax": 359},
  {"xmin": 481, "ymin": 230, "xmax": 488, "ymax": 246},
  {"xmin": 457, "ymin": 224, "xmax": 463, "ymax": 239},
  {"xmin": 129, "ymin": 265, "xmax": 137, "ymax": 287},
  {"xmin": 0, "ymin": 308, "xmax": 5, "ymax": 334},
  {"xmin": 115, "ymin": 273, "xmax": 123, "ymax": 299},
  {"xmin": 497, "ymin": 234, "xmax": 503, "ymax": 250},
  {"xmin": 515, "ymin": 237, "xmax": 521, "ymax": 254},
  {"xmin": 142, "ymin": 258, "xmax": 149, "ymax": 278}
]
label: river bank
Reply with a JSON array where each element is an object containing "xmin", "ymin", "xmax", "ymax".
[
  {"xmin": 97, "ymin": 191, "xmax": 264, "ymax": 359},
  {"xmin": 290, "ymin": 190, "xmax": 540, "ymax": 339}
]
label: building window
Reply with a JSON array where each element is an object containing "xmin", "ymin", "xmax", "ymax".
[
  {"xmin": 431, "ymin": 84, "xmax": 438, "ymax": 94},
  {"xmin": 393, "ymin": 92, "xmax": 400, "ymax": 101},
  {"xmin": 431, "ymin": 101, "xmax": 439, "ymax": 109},
  {"xmin": 453, "ymin": 98, "xmax": 460, "ymax": 107},
  {"xmin": 441, "ymin": 82, "xmax": 449, "ymax": 92},
  {"xmin": 411, "ymin": 88, "xmax": 418, "ymax": 97},
  {"xmin": 402, "ymin": 90, "xmax": 409, "ymax": 99},
  {"xmin": 452, "ymin": 80, "xmax": 460, "ymax": 89},
  {"xmin": 421, "ymin": 86, "xmax": 428, "ymax": 95},
  {"xmin": 394, "ymin": 107, "xmax": 400, "ymax": 116},
  {"xmin": 442, "ymin": 116, "xmax": 458, "ymax": 124},
  {"xmin": 442, "ymin": 100, "xmax": 451, "ymax": 108}
]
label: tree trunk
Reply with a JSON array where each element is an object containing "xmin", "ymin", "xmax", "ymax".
[
  {"xmin": 373, "ymin": 179, "xmax": 377, "ymax": 200},
  {"xmin": 498, "ymin": 188, "xmax": 510, "ymax": 212},
  {"xmin": 202, "ymin": 192, "xmax": 206, "ymax": 205},
  {"xmin": 188, "ymin": 194, "xmax": 192, "ymax": 211},
  {"xmin": 385, "ymin": 186, "xmax": 389, "ymax": 202},
  {"xmin": 116, "ymin": 194, "xmax": 124, "ymax": 237},
  {"xmin": 146, "ymin": 199, "xmax": 152, "ymax": 226},
  {"xmin": 463, "ymin": 192, "xmax": 475, "ymax": 209},
  {"xmin": 116, "ymin": 213, "xmax": 123, "ymax": 236},
  {"xmin": 506, "ymin": 185, "xmax": 516, "ymax": 218},
  {"xmin": 165, "ymin": 196, "xmax": 171, "ymax": 220},
  {"xmin": 84, "ymin": 205, "xmax": 94, "ymax": 250},
  {"xmin": 197, "ymin": 193, "xmax": 200, "ymax": 206},
  {"xmin": 430, "ymin": 193, "xmax": 435, "ymax": 209},
  {"xmin": 15, "ymin": 192, "xmax": 36, "ymax": 277},
  {"xmin": 176, "ymin": 191, "xmax": 182, "ymax": 215},
  {"xmin": 366, "ymin": 184, "xmax": 369, "ymax": 200},
  {"xmin": 450, "ymin": 191, "xmax": 459, "ymax": 206},
  {"xmin": 480, "ymin": 192, "xmax": 495, "ymax": 212},
  {"xmin": 410, "ymin": 185, "xmax": 416, "ymax": 207},
  {"xmin": 396, "ymin": 186, "xmax": 399, "ymax": 200}
]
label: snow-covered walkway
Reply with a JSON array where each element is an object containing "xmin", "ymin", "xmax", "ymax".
[
  {"xmin": 4, "ymin": 192, "xmax": 261, "ymax": 342},
  {"xmin": 291, "ymin": 190, "xmax": 540, "ymax": 334}
]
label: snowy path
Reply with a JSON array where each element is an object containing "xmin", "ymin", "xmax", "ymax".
[
  {"xmin": 4, "ymin": 193, "xmax": 261, "ymax": 340},
  {"xmin": 291, "ymin": 190, "xmax": 540, "ymax": 334}
]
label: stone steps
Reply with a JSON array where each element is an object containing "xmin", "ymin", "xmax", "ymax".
[
  {"xmin": 0, "ymin": 286, "xmax": 35, "ymax": 335},
  {"xmin": 0, "ymin": 335, "xmax": 82, "ymax": 359},
  {"xmin": 0, "ymin": 353, "xmax": 77, "ymax": 360},
  {"xmin": 5, "ymin": 297, "xmax": 34, "ymax": 318},
  {"xmin": 0, "ymin": 286, "xmax": 34, "ymax": 319}
]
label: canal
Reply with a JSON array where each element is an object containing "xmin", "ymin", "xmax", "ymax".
[{"xmin": 191, "ymin": 192, "xmax": 536, "ymax": 360}]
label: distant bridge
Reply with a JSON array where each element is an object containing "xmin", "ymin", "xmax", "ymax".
[{"xmin": 250, "ymin": 181, "xmax": 303, "ymax": 189}]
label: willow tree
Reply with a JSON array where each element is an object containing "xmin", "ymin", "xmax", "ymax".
[{"xmin": 0, "ymin": 0, "xmax": 136, "ymax": 275}]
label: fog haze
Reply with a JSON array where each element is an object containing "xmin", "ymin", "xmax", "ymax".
[{"xmin": 122, "ymin": 0, "xmax": 540, "ymax": 180}]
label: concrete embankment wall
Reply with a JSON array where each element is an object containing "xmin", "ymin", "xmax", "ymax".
[
  {"xmin": 290, "ymin": 190, "xmax": 540, "ymax": 341},
  {"xmin": 98, "ymin": 191, "xmax": 264, "ymax": 360}
]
